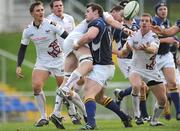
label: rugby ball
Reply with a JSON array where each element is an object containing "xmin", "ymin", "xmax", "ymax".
[{"xmin": 123, "ymin": 1, "xmax": 140, "ymax": 20}]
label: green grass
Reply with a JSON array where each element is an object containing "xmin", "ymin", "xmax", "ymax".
[{"xmin": 0, "ymin": 119, "xmax": 179, "ymax": 131}]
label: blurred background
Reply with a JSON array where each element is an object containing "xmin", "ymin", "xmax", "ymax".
[{"xmin": 0, "ymin": 0, "xmax": 179, "ymax": 123}]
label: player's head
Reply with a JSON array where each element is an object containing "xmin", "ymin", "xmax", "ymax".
[
  {"xmin": 49, "ymin": 0, "xmax": 64, "ymax": 18},
  {"xmin": 140, "ymin": 13, "xmax": 153, "ymax": 32},
  {"xmin": 85, "ymin": 3, "xmax": 104, "ymax": 22},
  {"xmin": 29, "ymin": 1, "xmax": 44, "ymax": 21},
  {"xmin": 154, "ymin": 2, "xmax": 168, "ymax": 19},
  {"xmin": 110, "ymin": 5, "xmax": 124, "ymax": 22}
]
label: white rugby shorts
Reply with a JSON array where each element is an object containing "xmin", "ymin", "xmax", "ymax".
[{"xmin": 87, "ymin": 65, "xmax": 115, "ymax": 87}]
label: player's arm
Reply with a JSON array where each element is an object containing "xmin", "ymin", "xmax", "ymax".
[
  {"xmin": 117, "ymin": 42, "xmax": 131, "ymax": 58},
  {"xmin": 152, "ymin": 21, "xmax": 180, "ymax": 36},
  {"xmin": 50, "ymin": 21, "xmax": 68, "ymax": 39},
  {"xmin": 143, "ymin": 42, "xmax": 159, "ymax": 54},
  {"xmin": 73, "ymin": 26, "xmax": 99, "ymax": 50},
  {"xmin": 16, "ymin": 44, "xmax": 27, "ymax": 78},
  {"xmin": 16, "ymin": 28, "xmax": 29, "ymax": 79},
  {"xmin": 159, "ymin": 37, "xmax": 179, "ymax": 48},
  {"xmin": 105, "ymin": 15, "xmax": 133, "ymax": 35},
  {"xmin": 161, "ymin": 26, "xmax": 179, "ymax": 36},
  {"xmin": 143, "ymin": 36, "xmax": 160, "ymax": 54}
]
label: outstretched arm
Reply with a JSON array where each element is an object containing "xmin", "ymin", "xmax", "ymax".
[
  {"xmin": 16, "ymin": 44, "xmax": 27, "ymax": 78},
  {"xmin": 151, "ymin": 25, "xmax": 179, "ymax": 36}
]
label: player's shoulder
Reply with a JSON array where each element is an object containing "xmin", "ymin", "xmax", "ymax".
[
  {"xmin": 63, "ymin": 13, "xmax": 74, "ymax": 20},
  {"xmin": 46, "ymin": 13, "xmax": 55, "ymax": 20},
  {"xmin": 89, "ymin": 17, "xmax": 105, "ymax": 26},
  {"xmin": 23, "ymin": 22, "xmax": 33, "ymax": 33},
  {"xmin": 149, "ymin": 30, "xmax": 158, "ymax": 39},
  {"xmin": 44, "ymin": 18, "xmax": 58, "ymax": 27}
]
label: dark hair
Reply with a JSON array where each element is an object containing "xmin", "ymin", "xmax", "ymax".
[
  {"xmin": 154, "ymin": 2, "xmax": 167, "ymax": 14},
  {"xmin": 86, "ymin": 3, "xmax": 104, "ymax": 17},
  {"xmin": 49, "ymin": 0, "xmax": 62, "ymax": 9},
  {"xmin": 110, "ymin": 5, "xmax": 123, "ymax": 13},
  {"xmin": 141, "ymin": 13, "xmax": 153, "ymax": 23},
  {"xmin": 29, "ymin": 1, "xmax": 43, "ymax": 13},
  {"xmin": 119, "ymin": 0, "xmax": 129, "ymax": 8}
]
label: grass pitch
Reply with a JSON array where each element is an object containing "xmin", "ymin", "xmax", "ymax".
[{"xmin": 0, "ymin": 119, "xmax": 179, "ymax": 131}]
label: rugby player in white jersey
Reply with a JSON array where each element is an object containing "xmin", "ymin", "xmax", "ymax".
[
  {"xmin": 56, "ymin": 4, "xmax": 132, "ymax": 97},
  {"xmin": 47, "ymin": 0, "xmax": 86, "ymax": 126},
  {"xmin": 118, "ymin": 13, "xmax": 167, "ymax": 126},
  {"xmin": 16, "ymin": 1, "xmax": 68, "ymax": 128}
]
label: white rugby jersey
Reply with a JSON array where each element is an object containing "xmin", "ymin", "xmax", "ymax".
[
  {"xmin": 127, "ymin": 30, "xmax": 160, "ymax": 70},
  {"xmin": 21, "ymin": 18, "xmax": 65, "ymax": 68},
  {"xmin": 67, "ymin": 12, "xmax": 111, "ymax": 40},
  {"xmin": 47, "ymin": 13, "xmax": 75, "ymax": 49}
]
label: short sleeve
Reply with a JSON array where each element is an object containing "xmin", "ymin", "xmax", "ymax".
[
  {"xmin": 20, "ymin": 28, "xmax": 30, "ymax": 45},
  {"xmin": 50, "ymin": 21, "xmax": 65, "ymax": 36}
]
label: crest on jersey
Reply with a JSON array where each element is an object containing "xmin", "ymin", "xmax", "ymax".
[{"xmin": 50, "ymin": 21, "xmax": 57, "ymax": 26}]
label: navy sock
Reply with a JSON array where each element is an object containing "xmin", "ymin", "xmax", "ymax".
[
  {"xmin": 85, "ymin": 99, "xmax": 96, "ymax": 127},
  {"xmin": 169, "ymin": 92, "xmax": 180, "ymax": 114},
  {"xmin": 123, "ymin": 86, "xmax": 132, "ymax": 96},
  {"xmin": 105, "ymin": 98, "xmax": 128, "ymax": 121},
  {"xmin": 140, "ymin": 100, "xmax": 149, "ymax": 118}
]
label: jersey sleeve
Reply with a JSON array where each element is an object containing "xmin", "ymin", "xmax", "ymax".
[
  {"xmin": 20, "ymin": 28, "xmax": 30, "ymax": 45},
  {"xmin": 88, "ymin": 19, "xmax": 104, "ymax": 31},
  {"xmin": 103, "ymin": 12, "xmax": 112, "ymax": 21}
]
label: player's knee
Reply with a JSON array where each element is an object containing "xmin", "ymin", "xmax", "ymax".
[
  {"xmin": 158, "ymin": 96, "xmax": 167, "ymax": 107},
  {"xmin": 32, "ymin": 81, "xmax": 43, "ymax": 93},
  {"xmin": 79, "ymin": 55, "xmax": 93, "ymax": 71}
]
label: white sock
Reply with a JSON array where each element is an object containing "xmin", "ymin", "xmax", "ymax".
[
  {"xmin": 151, "ymin": 102, "xmax": 164, "ymax": 122},
  {"xmin": 63, "ymin": 70, "xmax": 82, "ymax": 92},
  {"xmin": 34, "ymin": 91, "xmax": 47, "ymax": 119},
  {"xmin": 67, "ymin": 100, "xmax": 77, "ymax": 116},
  {"xmin": 72, "ymin": 92, "xmax": 87, "ymax": 117},
  {"xmin": 73, "ymin": 83, "xmax": 82, "ymax": 93},
  {"xmin": 53, "ymin": 92, "xmax": 63, "ymax": 117},
  {"xmin": 132, "ymin": 94, "xmax": 140, "ymax": 118}
]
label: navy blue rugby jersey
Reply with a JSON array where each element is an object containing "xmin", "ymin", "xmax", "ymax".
[
  {"xmin": 112, "ymin": 19, "xmax": 139, "ymax": 59},
  {"xmin": 88, "ymin": 17, "xmax": 113, "ymax": 65},
  {"xmin": 153, "ymin": 16, "xmax": 171, "ymax": 55}
]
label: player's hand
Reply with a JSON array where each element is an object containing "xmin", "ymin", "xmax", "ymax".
[
  {"xmin": 150, "ymin": 25, "xmax": 162, "ymax": 34},
  {"xmin": 123, "ymin": 28, "xmax": 134, "ymax": 36},
  {"xmin": 73, "ymin": 42, "xmax": 79, "ymax": 50},
  {"xmin": 16, "ymin": 67, "xmax": 24, "ymax": 79},
  {"xmin": 136, "ymin": 42, "xmax": 150, "ymax": 50}
]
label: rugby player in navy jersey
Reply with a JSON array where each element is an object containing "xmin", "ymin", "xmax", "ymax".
[
  {"xmin": 71, "ymin": 3, "xmax": 132, "ymax": 130},
  {"xmin": 152, "ymin": 19, "xmax": 180, "ymax": 36},
  {"xmin": 152, "ymin": 2, "xmax": 180, "ymax": 120}
]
